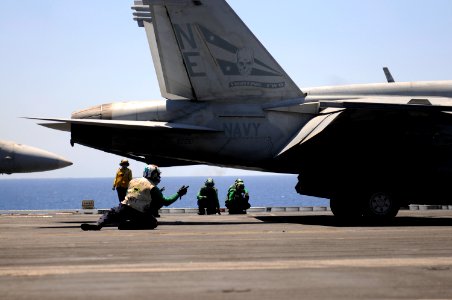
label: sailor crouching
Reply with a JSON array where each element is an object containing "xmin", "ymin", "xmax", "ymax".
[{"xmin": 81, "ymin": 164, "xmax": 188, "ymax": 231}]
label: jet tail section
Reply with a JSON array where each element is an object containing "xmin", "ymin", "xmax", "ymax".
[{"xmin": 132, "ymin": 0, "xmax": 304, "ymax": 101}]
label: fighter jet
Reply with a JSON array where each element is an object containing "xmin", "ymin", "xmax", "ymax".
[
  {"xmin": 0, "ymin": 140, "xmax": 72, "ymax": 174},
  {"xmin": 31, "ymin": 0, "xmax": 452, "ymax": 221}
]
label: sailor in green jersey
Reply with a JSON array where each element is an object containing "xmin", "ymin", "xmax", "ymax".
[
  {"xmin": 225, "ymin": 178, "xmax": 250, "ymax": 214},
  {"xmin": 197, "ymin": 178, "xmax": 221, "ymax": 215}
]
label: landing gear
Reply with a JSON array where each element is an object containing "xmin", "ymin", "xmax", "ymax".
[
  {"xmin": 296, "ymin": 172, "xmax": 401, "ymax": 223},
  {"xmin": 330, "ymin": 190, "xmax": 400, "ymax": 223},
  {"xmin": 362, "ymin": 191, "xmax": 400, "ymax": 220}
]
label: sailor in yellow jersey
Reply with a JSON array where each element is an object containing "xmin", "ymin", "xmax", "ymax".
[{"xmin": 112, "ymin": 159, "xmax": 133, "ymax": 202}]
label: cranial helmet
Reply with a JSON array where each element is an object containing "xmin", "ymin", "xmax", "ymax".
[
  {"xmin": 235, "ymin": 178, "xmax": 244, "ymax": 190},
  {"xmin": 205, "ymin": 178, "xmax": 215, "ymax": 187},
  {"xmin": 143, "ymin": 164, "xmax": 161, "ymax": 183},
  {"xmin": 120, "ymin": 159, "xmax": 129, "ymax": 166}
]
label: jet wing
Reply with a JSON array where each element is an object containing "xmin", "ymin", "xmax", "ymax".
[
  {"xmin": 26, "ymin": 118, "xmax": 221, "ymax": 133},
  {"xmin": 319, "ymin": 96, "xmax": 452, "ymax": 112},
  {"xmin": 276, "ymin": 96, "xmax": 452, "ymax": 157}
]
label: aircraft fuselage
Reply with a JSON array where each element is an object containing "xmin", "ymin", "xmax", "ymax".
[
  {"xmin": 0, "ymin": 140, "xmax": 72, "ymax": 174},
  {"xmin": 70, "ymin": 80, "xmax": 452, "ymax": 175}
]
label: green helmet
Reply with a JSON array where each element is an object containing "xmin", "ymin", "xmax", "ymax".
[
  {"xmin": 205, "ymin": 178, "xmax": 215, "ymax": 187},
  {"xmin": 235, "ymin": 178, "xmax": 244, "ymax": 190}
]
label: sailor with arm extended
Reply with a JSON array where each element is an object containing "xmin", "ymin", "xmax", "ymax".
[{"xmin": 81, "ymin": 164, "xmax": 188, "ymax": 231}]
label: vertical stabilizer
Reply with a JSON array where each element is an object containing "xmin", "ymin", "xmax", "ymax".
[
  {"xmin": 132, "ymin": 0, "xmax": 304, "ymax": 101},
  {"xmin": 383, "ymin": 67, "xmax": 395, "ymax": 83}
]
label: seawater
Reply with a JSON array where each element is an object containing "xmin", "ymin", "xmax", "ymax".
[{"xmin": 0, "ymin": 175, "xmax": 328, "ymax": 210}]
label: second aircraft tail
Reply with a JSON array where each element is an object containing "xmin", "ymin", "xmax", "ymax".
[{"xmin": 132, "ymin": 0, "xmax": 303, "ymax": 101}]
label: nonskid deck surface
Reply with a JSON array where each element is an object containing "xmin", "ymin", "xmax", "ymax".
[{"xmin": 1, "ymin": 210, "xmax": 452, "ymax": 299}]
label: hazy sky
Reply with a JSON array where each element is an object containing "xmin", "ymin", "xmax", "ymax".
[{"xmin": 1, "ymin": 0, "xmax": 452, "ymax": 179}]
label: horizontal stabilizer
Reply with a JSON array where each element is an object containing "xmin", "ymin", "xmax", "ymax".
[
  {"xmin": 27, "ymin": 118, "xmax": 221, "ymax": 132},
  {"xmin": 38, "ymin": 122, "xmax": 71, "ymax": 132}
]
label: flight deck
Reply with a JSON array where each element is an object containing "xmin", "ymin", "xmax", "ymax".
[{"xmin": 1, "ymin": 209, "xmax": 452, "ymax": 299}]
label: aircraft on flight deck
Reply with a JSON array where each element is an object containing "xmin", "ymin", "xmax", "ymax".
[
  {"xmin": 0, "ymin": 140, "xmax": 72, "ymax": 174},
  {"xmin": 30, "ymin": 0, "xmax": 452, "ymax": 221}
]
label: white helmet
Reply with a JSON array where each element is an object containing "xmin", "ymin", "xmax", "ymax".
[{"xmin": 143, "ymin": 164, "xmax": 161, "ymax": 183}]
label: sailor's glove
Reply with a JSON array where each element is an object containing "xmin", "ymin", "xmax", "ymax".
[
  {"xmin": 160, "ymin": 187, "xmax": 165, "ymax": 192},
  {"xmin": 177, "ymin": 185, "xmax": 189, "ymax": 197}
]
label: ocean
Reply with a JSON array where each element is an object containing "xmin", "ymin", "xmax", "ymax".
[{"xmin": 0, "ymin": 175, "xmax": 328, "ymax": 210}]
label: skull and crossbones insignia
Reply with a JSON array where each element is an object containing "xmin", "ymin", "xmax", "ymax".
[{"xmin": 236, "ymin": 48, "xmax": 254, "ymax": 76}]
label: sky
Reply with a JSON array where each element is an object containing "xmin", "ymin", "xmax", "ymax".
[{"xmin": 1, "ymin": 0, "xmax": 452, "ymax": 179}]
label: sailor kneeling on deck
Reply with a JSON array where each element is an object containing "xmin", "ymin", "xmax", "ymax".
[
  {"xmin": 225, "ymin": 178, "xmax": 250, "ymax": 214},
  {"xmin": 81, "ymin": 164, "xmax": 188, "ymax": 231}
]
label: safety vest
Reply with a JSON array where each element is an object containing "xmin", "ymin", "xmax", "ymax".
[
  {"xmin": 121, "ymin": 177, "xmax": 155, "ymax": 213},
  {"xmin": 199, "ymin": 186, "xmax": 217, "ymax": 198}
]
